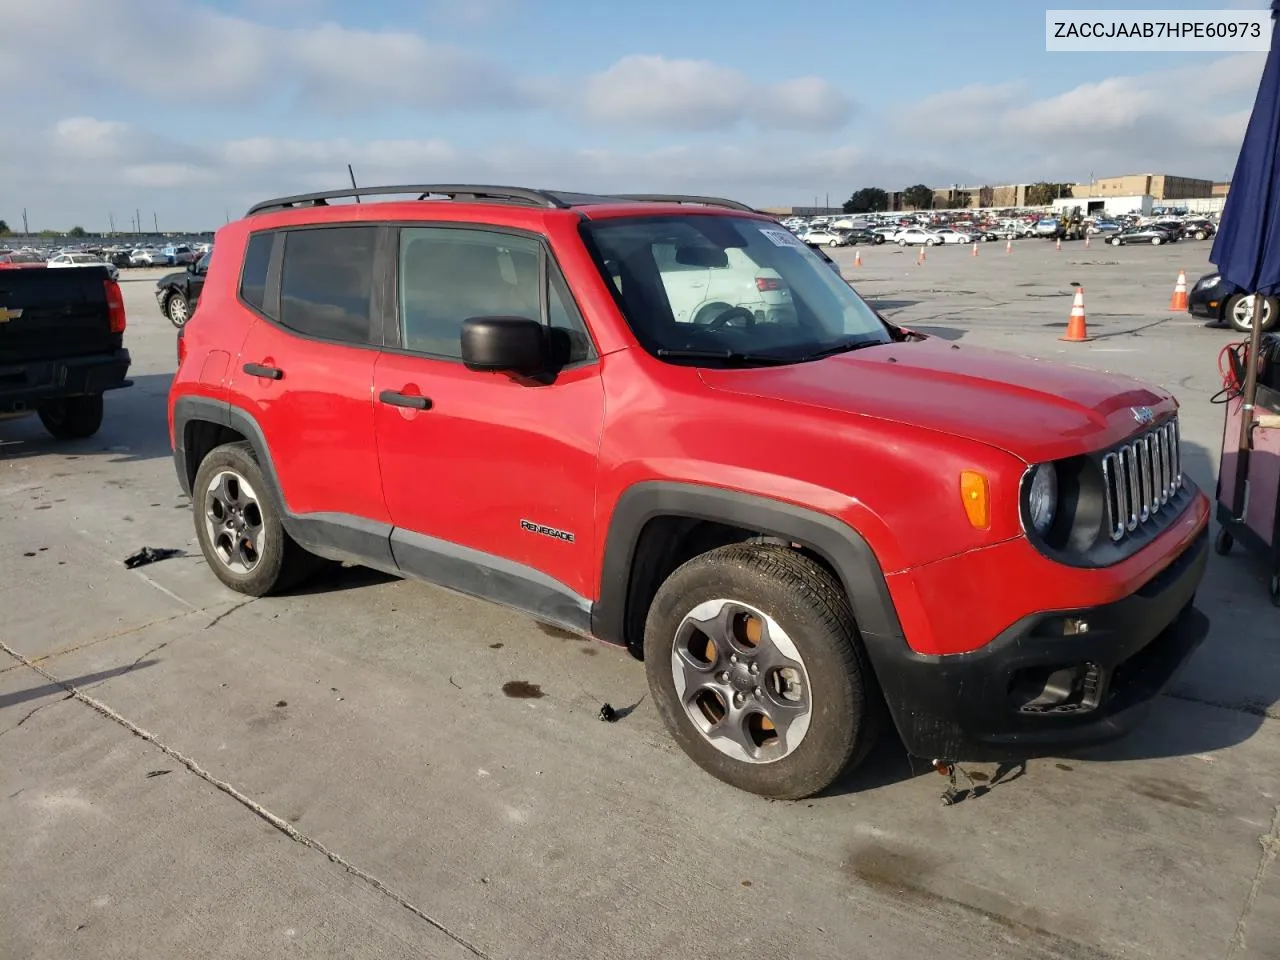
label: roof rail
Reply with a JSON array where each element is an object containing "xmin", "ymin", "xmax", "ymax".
[
  {"xmin": 246, "ymin": 184, "xmax": 571, "ymax": 217},
  {"xmin": 609, "ymin": 194, "xmax": 759, "ymax": 213}
]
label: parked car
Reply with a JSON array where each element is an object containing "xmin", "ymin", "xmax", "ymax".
[
  {"xmin": 131, "ymin": 248, "xmax": 168, "ymax": 267},
  {"xmin": 162, "ymin": 244, "xmax": 199, "ymax": 266},
  {"xmin": 895, "ymin": 227, "xmax": 941, "ymax": 246},
  {"xmin": 169, "ymin": 184, "xmax": 1208, "ymax": 800},
  {"xmin": 802, "ymin": 229, "xmax": 847, "ymax": 247},
  {"xmin": 47, "ymin": 252, "xmax": 119, "ymax": 281},
  {"xmin": 0, "ymin": 265, "xmax": 131, "ymax": 438},
  {"xmin": 1182, "ymin": 219, "xmax": 1217, "ymax": 241},
  {"xmin": 1109, "ymin": 225, "xmax": 1177, "ymax": 246},
  {"xmin": 650, "ymin": 244, "xmax": 795, "ymax": 326},
  {"xmin": 155, "ymin": 251, "xmax": 211, "ymax": 327},
  {"xmin": 840, "ymin": 228, "xmax": 885, "ymax": 245},
  {"xmin": 1187, "ymin": 271, "xmax": 1279, "ymax": 333},
  {"xmin": 930, "ymin": 228, "xmax": 972, "ymax": 244},
  {"xmin": 0, "ymin": 251, "xmax": 46, "ymax": 269}
]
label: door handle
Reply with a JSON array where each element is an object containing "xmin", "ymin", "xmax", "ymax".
[
  {"xmin": 243, "ymin": 362, "xmax": 283, "ymax": 380},
  {"xmin": 379, "ymin": 390, "xmax": 432, "ymax": 410}
]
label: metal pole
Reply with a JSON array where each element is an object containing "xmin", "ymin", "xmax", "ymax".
[{"xmin": 1232, "ymin": 292, "xmax": 1267, "ymax": 517}]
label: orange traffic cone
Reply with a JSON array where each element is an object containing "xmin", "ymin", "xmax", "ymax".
[
  {"xmin": 854, "ymin": 248, "xmax": 862, "ymax": 267},
  {"xmin": 917, "ymin": 246, "xmax": 926, "ymax": 264},
  {"xmin": 971, "ymin": 243, "xmax": 979, "ymax": 257},
  {"xmin": 1061, "ymin": 287, "xmax": 1091, "ymax": 342},
  {"xmin": 1005, "ymin": 238, "xmax": 1013, "ymax": 254},
  {"xmin": 1056, "ymin": 237, "xmax": 1062, "ymax": 251},
  {"xmin": 1169, "ymin": 270, "xmax": 1188, "ymax": 310}
]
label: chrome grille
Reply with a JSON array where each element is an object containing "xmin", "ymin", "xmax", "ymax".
[{"xmin": 1101, "ymin": 418, "xmax": 1182, "ymax": 542}]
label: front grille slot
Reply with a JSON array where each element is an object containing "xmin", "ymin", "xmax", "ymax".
[{"xmin": 1101, "ymin": 418, "xmax": 1182, "ymax": 542}]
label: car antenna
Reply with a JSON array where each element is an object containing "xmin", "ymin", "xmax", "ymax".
[{"xmin": 348, "ymin": 164, "xmax": 360, "ymax": 203}]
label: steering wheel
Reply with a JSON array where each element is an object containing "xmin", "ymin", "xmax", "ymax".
[{"xmin": 705, "ymin": 306, "xmax": 757, "ymax": 330}]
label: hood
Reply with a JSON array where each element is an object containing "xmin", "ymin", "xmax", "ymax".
[
  {"xmin": 157, "ymin": 270, "xmax": 185, "ymax": 288},
  {"xmin": 697, "ymin": 338, "xmax": 1173, "ymax": 463}
]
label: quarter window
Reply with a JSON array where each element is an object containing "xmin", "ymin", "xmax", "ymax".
[
  {"xmin": 278, "ymin": 227, "xmax": 377, "ymax": 344},
  {"xmin": 239, "ymin": 232, "xmax": 273, "ymax": 314}
]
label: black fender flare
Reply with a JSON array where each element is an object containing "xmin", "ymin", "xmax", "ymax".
[
  {"xmin": 171, "ymin": 396, "xmax": 284, "ymax": 507},
  {"xmin": 590, "ymin": 481, "xmax": 907, "ymax": 654}
]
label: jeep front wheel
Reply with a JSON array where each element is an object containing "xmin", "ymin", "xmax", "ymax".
[
  {"xmin": 192, "ymin": 441, "xmax": 320, "ymax": 596},
  {"xmin": 644, "ymin": 543, "xmax": 878, "ymax": 799}
]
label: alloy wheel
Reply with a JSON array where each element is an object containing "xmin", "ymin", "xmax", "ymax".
[
  {"xmin": 203, "ymin": 470, "xmax": 266, "ymax": 574},
  {"xmin": 670, "ymin": 598, "xmax": 812, "ymax": 763}
]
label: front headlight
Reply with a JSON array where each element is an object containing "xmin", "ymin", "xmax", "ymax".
[
  {"xmin": 1026, "ymin": 463, "xmax": 1058, "ymax": 535},
  {"xmin": 1196, "ymin": 274, "xmax": 1222, "ymax": 290}
]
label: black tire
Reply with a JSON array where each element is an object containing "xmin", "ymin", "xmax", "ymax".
[
  {"xmin": 192, "ymin": 441, "xmax": 321, "ymax": 596},
  {"xmin": 1196, "ymin": 231, "xmax": 1208, "ymax": 241},
  {"xmin": 37, "ymin": 394, "xmax": 104, "ymax": 440},
  {"xmin": 1151, "ymin": 236, "xmax": 1163, "ymax": 246},
  {"xmin": 165, "ymin": 291, "xmax": 190, "ymax": 327},
  {"xmin": 643, "ymin": 542, "xmax": 880, "ymax": 799},
  {"xmin": 1214, "ymin": 527, "xmax": 1233, "ymax": 556}
]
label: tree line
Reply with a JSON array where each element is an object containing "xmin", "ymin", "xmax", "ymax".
[{"xmin": 841, "ymin": 182, "xmax": 1073, "ymax": 213}]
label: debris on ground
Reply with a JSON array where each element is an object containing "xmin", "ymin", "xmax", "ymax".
[
  {"xmin": 123, "ymin": 546, "xmax": 183, "ymax": 569},
  {"xmin": 598, "ymin": 703, "xmax": 619, "ymax": 723}
]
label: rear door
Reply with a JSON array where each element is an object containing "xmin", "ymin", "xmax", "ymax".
[{"xmin": 228, "ymin": 226, "xmax": 392, "ymax": 559}]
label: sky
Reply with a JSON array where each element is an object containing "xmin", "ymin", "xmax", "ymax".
[{"xmin": 0, "ymin": 0, "xmax": 1269, "ymax": 231}]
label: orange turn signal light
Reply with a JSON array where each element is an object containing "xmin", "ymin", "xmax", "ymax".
[{"xmin": 959, "ymin": 471, "xmax": 990, "ymax": 529}]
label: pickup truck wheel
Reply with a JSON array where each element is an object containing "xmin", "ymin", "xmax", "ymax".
[
  {"xmin": 644, "ymin": 543, "xmax": 878, "ymax": 799},
  {"xmin": 193, "ymin": 441, "xmax": 320, "ymax": 596},
  {"xmin": 166, "ymin": 292, "xmax": 190, "ymax": 327},
  {"xmin": 37, "ymin": 394, "xmax": 104, "ymax": 440}
]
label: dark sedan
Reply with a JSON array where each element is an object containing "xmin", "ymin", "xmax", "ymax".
[
  {"xmin": 839, "ymin": 228, "xmax": 885, "ymax": 245},
  {"xmin": 1108, "ymin": 225, "xmax": 1178, "ymax": 246},
  {"xmin": 155, "ymin": 252, "xmax": 209, "ymax": 327},
  {"xmin": 1188, "ymin": 271, "xmax": 1279, "ymax": 333}
]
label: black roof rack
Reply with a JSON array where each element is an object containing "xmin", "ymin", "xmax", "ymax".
[
  {"xmin": 247, "ymin": 184, "xmax": 573, "ymax": 216},
  {"xmin": 245, "ymin": 185, "xmax": 759, "ymax": 218},
  {"xmin": 609, "ymin": 194, "xmax": 759, "ymax": 213}
]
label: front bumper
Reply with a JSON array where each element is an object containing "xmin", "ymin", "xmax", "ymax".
[
  {"xmin": 1187, "ymin": 284, "xmax": 1224, "ymax": 321},
  {"xmin": 869, "ymin": 525, "xmax": 1209, "ymax": 762},
  {"xmin": 0, "ymin": 350, "xmax": 132, "ymax": 413}
]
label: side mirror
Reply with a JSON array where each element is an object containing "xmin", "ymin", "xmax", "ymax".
[{"xmin": 460, "ymin": 316, "xmax": 547, "ymax": 374}]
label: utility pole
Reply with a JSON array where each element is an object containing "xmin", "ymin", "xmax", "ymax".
[
  {"xmin": 153, "ymin": 212, "xmax": 159, "ymax": 234},
  {"xmin": 135, "ymin": 209, "xmax": 141, "ymax": 236},
  {"xmin": 108, "ymin": 212, "xmax": 116, "ymax": 234},
  {"xmin": 22, "ymin": 208, "xmax": 29, "ymax": 236}
]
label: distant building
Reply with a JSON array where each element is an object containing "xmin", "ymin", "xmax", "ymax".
[
  {"xmin": 1073, "ymin": 174, "xmax": 1215, "ymax": 201},
  {"xmin": 1212, "ymin": 181, "xmax": 1231, "ymax": 197},
  {"xmin": 758, "ymin": 206, "xmax": 844, "ymax": 217}
]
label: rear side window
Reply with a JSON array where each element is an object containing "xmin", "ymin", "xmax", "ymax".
[
  {"xmin": 239, "ymin": 233, "xmax": 273, "ymax": 313},
  {"xmin": 279, "ymin": 227, "xmax": 377, "ymax": 344}
]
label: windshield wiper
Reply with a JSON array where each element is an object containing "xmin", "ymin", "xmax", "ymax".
[
  {"xmin": 799, "ymin": 339, "xmax": 887, "ymax": 361},
  {"xmin": 654, "ymin": 348, "xmax": 794, "ymax": 366}
]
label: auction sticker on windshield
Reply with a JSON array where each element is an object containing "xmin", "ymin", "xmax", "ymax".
[{"xmin": 760, "ymin": 228, "xmax": 807, "ymax": 248}]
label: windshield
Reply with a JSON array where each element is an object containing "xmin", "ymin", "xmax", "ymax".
[{"xmin": 582, "ymin": 215, "xmax": 890, "ymax": 363}]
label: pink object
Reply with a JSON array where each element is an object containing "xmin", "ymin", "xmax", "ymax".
[{"xmin": 1218, "ymin": 395, "xmax": 1280, "ymax": 546}]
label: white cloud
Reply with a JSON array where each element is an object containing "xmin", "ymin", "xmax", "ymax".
[
  {"xmin": 581, "ymin": 55, "xmax": 854, "ymax": 131},
  {"xmin": 891, "ymin": 53, "xmax": 1264, "ymax": 184}
]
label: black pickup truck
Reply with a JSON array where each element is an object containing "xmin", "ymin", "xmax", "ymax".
[{"xmin": 0, "ymin": 266, "xmax": 131, "ymax": 439}]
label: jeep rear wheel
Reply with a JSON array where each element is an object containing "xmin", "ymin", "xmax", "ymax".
[
  {"xmin": 192, "ymin": 441, "xmax": 320, "ymax": 596},
  {"xmin": 38, "ymin": 394, "xmax": 104, "ymax": 440},
  {"xmin": 643, "ymin": 543, "xmax": 878, "ymax": 799}
]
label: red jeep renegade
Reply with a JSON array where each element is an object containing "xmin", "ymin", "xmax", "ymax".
[{"xmin": 169, "ymin": 186, "xmax": 1210, "ymax": 798}]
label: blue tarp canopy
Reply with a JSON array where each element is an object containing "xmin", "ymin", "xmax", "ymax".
[{"xmin": 1210, "ymin": 2, "xmax": 1280, "ymax": 296}]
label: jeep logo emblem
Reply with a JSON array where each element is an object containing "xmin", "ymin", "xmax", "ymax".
[{"xmin": 1131, "ymin": 406, "xmax": 1154, "ymax": 426}]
